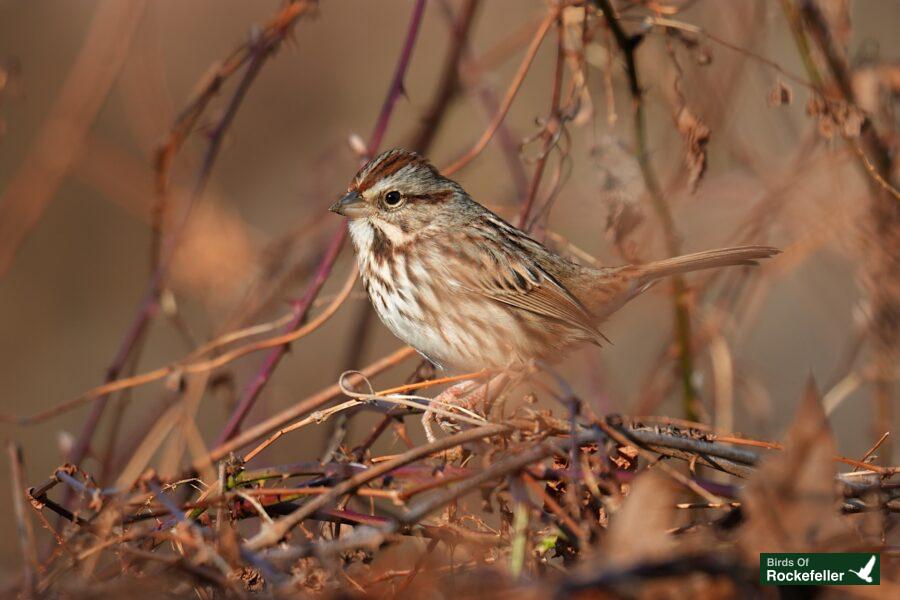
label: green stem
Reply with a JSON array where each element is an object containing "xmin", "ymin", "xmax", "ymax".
[{"xmin": 597, "ymin": 0, "xmax": 699, "ymax": 420}]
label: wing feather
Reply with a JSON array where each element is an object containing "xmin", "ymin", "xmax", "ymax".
[{"xmin": 460, "ymin": 239, "xmax": 608, "ymax": 344}]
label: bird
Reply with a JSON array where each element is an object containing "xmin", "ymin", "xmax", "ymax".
[{"xmin": 330, "ymin": 148, "xmax": 778, "ymax": 439}]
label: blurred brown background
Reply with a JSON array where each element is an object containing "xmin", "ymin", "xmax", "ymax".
[{"xmin": 0, "ymin": 0, "xmax": 897, "ymax": 568}]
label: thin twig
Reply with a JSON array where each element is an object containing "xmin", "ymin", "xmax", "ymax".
[
  {"xmin": 594, "ymin": 0, "xmax": 699, "ymax": 420},
  {"xmin": 245, "ymin": 423, "xmax": 511, "ymax": 550},
  {"xmin": 442, "ymin": 7, "xmax": 559, "ymax": 175},
  {"xmin": 215, "ymin": 0, "xmax": 429, "ymax": 446},
  {"xmin": 68, "ymin": 1, "xmax": 317, "ymax": 471},
  {"xmin": 7, "ymin": 442, "xmax": 38, "ymax": 597}
]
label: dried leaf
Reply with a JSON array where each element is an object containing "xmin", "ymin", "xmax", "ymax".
[
  {"xmin": 805, "ymin": 95, "xmax": 865, "ymax": 139},
  {"xmin": 593, "ymin": 136, "xmax": 645, "ymax": 258},
  {"xmin": 604, "ymin": 197, "xmax": 644, "ymax": 251},
  {"xmin": 231, "ymin": 567, "xmax": 266, "ymax": 593},
  {"xmin": 675, "ymin": 106, "xmax": 710, "ymax": 192},
  {"xmin": 603, "ymin": 470, "xmax": 677, "ymax": 566},
  {"xmin": 609, "ymin": 443, "xmax": 639, "ymax": 472},
  {"xmin": 738, "ymin": 378, "xmax": 848, "ymax": 555}
]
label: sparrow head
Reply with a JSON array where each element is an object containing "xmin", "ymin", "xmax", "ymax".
[{"xmin": 330, "ymin": 148, "xmax": 465, "ymax": 233}]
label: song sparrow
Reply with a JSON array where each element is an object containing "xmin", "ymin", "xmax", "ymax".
[{"xmin": 331, "ymin": 149, "xmax": 778, "ymax": 438}]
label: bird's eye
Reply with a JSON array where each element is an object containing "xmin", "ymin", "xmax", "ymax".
[{"xmin": 383, "ymin": 190, "xmax": 404, "ymax": 208}]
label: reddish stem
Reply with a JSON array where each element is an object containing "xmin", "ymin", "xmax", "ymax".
[{"xmin": 214, "ymin": 0, "xmax": 429, "ymax": 444}]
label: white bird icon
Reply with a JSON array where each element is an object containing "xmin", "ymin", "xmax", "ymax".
[{"xmin": 848, "ymin": 555, "xmax": 877, "ymax": 583}]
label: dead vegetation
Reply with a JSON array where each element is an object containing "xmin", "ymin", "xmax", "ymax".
[{"xmin": 1, "ymin": 0, "xmax": 898, "ymax": 597}]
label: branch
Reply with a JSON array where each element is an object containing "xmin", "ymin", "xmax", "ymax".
[
  {"xmin": 7, "ymin": 442, "xmax": 38, "ymax": 596},
  {"xmin": 594, "ymin": 0, "xmax": 698, "ymax": 420},
  {"xmin": 68, "ymin": 0, "xmax": 318, "ymax": 471},
  {"xmin": 215, "ymin": 0, "xmax": 428, "ymax": 445},
  {"xmin": 244, "ymin": 422, "xmax": 511, "ymax": 550},
  {"xmin": 442, "ymin": 6, "xmax": 559, "ymax": 175}
]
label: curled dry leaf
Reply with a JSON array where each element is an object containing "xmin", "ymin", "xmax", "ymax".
[
  {"xmin": 604, "ymin": 197, "xmax": 644, "ymax": 257},
  {"xmin": 610, "ymin": 442, "xmax": 639, "ymax": 472},
  {"xmin": 675, "ymin": 106, "xmax": 710, "ymax": 193},
  {"xmin": 805, "ymin": 95, "xmax": 865, "ymax": 139},
  {"xmin": 230, "ymin": 567, "xmax": 266, "ymax": 593},
  {"xmin": 593, "ymin": 135, "xmax": 645, "ymax": 258}
]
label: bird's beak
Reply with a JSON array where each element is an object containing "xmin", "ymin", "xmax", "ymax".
[{"xmin": 329, "ymin": 191, "xmax": 368, "ymax": 219}]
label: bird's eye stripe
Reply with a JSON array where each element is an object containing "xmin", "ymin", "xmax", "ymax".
[{"xmin": 404, "ymin": 192, "xmax": 452, "ymax": 203}]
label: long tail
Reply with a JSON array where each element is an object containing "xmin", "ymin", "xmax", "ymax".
[
  {"xmin": 576, "ymin": 245, "xmax": 779, "ymax": 322},
  {"xmin": 634, "ymin": 245, "xmax": 780, "ymax": 284}
]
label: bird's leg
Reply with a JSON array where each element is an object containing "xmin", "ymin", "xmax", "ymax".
[
  {"xmin": 422, "ymin": 379, "xmax": 479, "ymax": 443},
  {"xmin": 422, "ymin": 373, "xmax": 510, "ymax": 443}
]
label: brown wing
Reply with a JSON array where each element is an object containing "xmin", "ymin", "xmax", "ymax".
[{"xmin": 463, "ymin": 243, "xmax": 609, "ymax": 345}]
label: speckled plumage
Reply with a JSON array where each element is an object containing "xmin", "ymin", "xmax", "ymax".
[{"xmin": 332, "ymin": 149, "xmax": 778, "ymax": 373}]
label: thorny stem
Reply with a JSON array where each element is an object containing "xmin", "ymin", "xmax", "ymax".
[
  {"xmin": 70, "ymin": 25, "xmax": 273, "ymax": 474},
  {"xmin": 214, "ymin": 229, "xmax": 347, "ymax": 445},
  {"xmin": 595, "ymin": 0, "xmax": 698, "ymax": 420},
  {"xmin": 368, "ymin": 0, "xmax": 429, "ymax": 155},
  {"xmin": 443, "ymin": 7, "xmax": 559, "ymax": 175},
  {"xmin": 329, "ymin": 0, "xmax": 480, "ymax": 459},
  {"xmin": 412, "ymin": 0, "xmax": 480, "ymax": 154},
  {"xmin": 446, "ymin": 0, "xmax": 529, "ymax": 197},
  {"xmin": 516, "ymin": 13, "xmax": 565, "ymax": 230},
  {"xmin": 200, "ymin": 346, "xmax": 416, "ymax": 469},
  {"xmin": 244, "ymin": 423, "xmax": 512, "ymax": 550},
  {"xmin": 3, "ymin": 267, "xmax": 358, "ymax": 427},
  {"xmin": 215, "ymin": 0, "xmax": 428, "ymax": 445},
  {"xmin": 26, "ymin": 413, "xmax": 900, "ymax": 588},
  {"xmin": 67, "ymin": 2, "xmax": 316, "ymax": 474}
]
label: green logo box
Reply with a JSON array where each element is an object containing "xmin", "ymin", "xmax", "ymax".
[{"xmin": 761, "ymin": 553, "xmax": 880, "ymax": 586}]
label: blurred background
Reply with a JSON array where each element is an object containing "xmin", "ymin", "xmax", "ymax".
[{"xmin": 0, "ymin": 0, "xmax": 897, "ymax": 568}]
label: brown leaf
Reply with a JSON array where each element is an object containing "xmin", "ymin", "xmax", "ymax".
[
  {"xmin": 738, "ymin": 378, "xmax": 849, "ymax": 556},
  {"xmin": 594, "ymin": 135, "xmax": 645, "ymax": 260},
  {"xmin": 604, "ymin": 197, "xmax": 644, "ymax": 251},
  {"xmin": 603, "ymin": 469, "xmax": 677, "ymax": 566},
  {"xmin": 675, "ymin": 106, "xmax": 710, "ymax": 193},
  {"xmin": 229, "ymin": 566, "xmax": 266, "ymax": 593},
  {"xmin": 805, "ymin": 95, "xmax": 865, "ymax": 139},
  {"xmin": 609, "ymin": 443, "xmax": 639, "ymax": 472}
]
